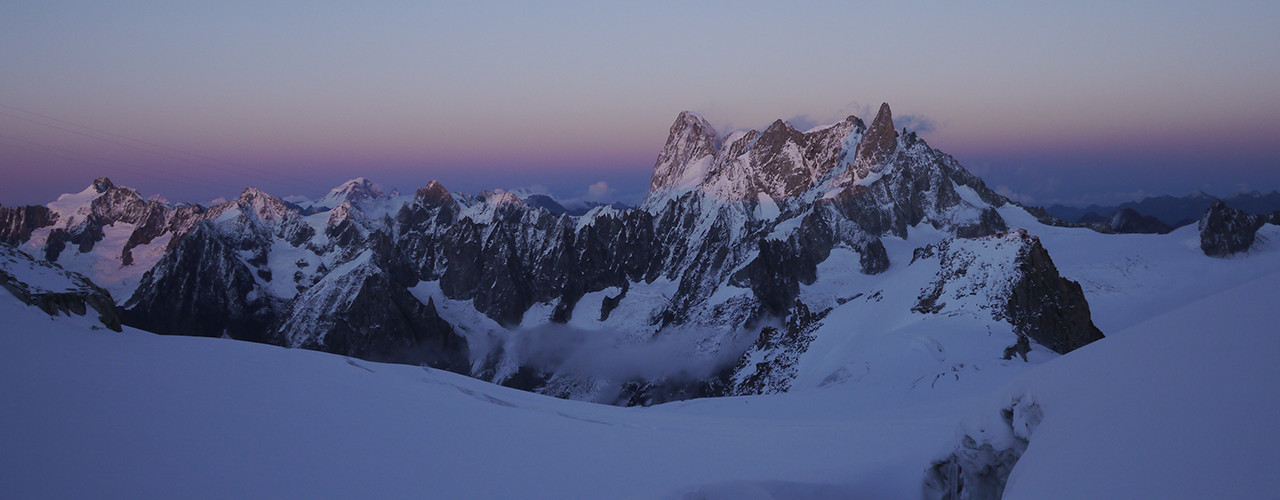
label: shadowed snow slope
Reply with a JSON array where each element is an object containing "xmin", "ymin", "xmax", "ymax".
[
  {"xmin": 1000, "ymin": 268, "xmax": 1280, "ymax": 499},
  {"xmin": 0, "ymin": 291, "xmax": 957, "ymax": 499},
  {"xmin": 3, "ymin": 222, "xmax": 1279, "ymax": 498}
]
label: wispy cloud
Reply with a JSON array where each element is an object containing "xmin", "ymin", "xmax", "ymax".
[{"xmin": 896, "ymin": 114, "xmax": 938, "ymax": 134}]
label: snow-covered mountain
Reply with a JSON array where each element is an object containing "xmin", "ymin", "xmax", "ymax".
[
  {"xmin": 3, "ymin": 210, "xmax": 1278, "ymax": 498},
  {"xmin": 5, "ymin": 102, "xmax": 1273, "ymax": 409},
  {"xmin": 0, "ymin": 103, "xmax": 1099, "ymax": 404},
  {"xmin": 4, "ymin": 101, "xmax": 1280, "ymax": 497}
]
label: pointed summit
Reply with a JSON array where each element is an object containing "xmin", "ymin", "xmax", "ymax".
[
  {"xmin": 330, "ymin": 177, "xmax": 382, "ymax": 197},
  {"xmin": 851, "ymin": 102, "xmax": 898, "ymax": 179},
  {"xmin": 92, "ymin": 177, "xmax": 115, "ymax": 193},
  {"xmin": 415, "ymin": 180, "xmax": 454, "ymax": 207},
  {"xmin": 646, "ymin": 111, "xmax": 721, "ymax": 199},
  {"xmin": 311, "ymin": 178, "xmax": 386, "ymax": 211},
  {"xmin": 233, "ymin": 186, "xmax": 293, "ymax": 221}
]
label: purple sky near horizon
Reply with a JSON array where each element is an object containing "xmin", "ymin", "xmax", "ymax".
[{"xmin": 1, "ymin": 1, "xmax": 1278, "ymax": 207}]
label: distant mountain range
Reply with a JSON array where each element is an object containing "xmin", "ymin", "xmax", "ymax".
[
  {"xmin": 0, "ymin": 102, "xmax": 1107, "ymax": 409},
  {"xmin": 520, "ymin": 194, "xmax": 632, "ymax": 216},
  {"xmin": 1046, "ymin": 191, "xmax": 1280, "ymax": 226},
  {"xmin": 7, "ymin": 101, "xmax": 1280, "ymax": 498}
]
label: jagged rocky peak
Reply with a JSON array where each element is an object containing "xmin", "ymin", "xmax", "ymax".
[
  {"xmin": 648, "ymin": 110, "xmax": 721, "ymax": 194},
  {"xmin": 273, "ymin": 237, "xmax": 470, "ymax": 373},
  {"xmin": 326, "ymin": 201, "xmax": 364, "ymax": 227},
  {"xmin": 645, "ymin": 103, "xmax": 920, "ymax": 210},
  {"xmin": 416, "ymin": 180, "xmax": 454, "ymax": 207},
  {"xmin": 0, "ymin": 204, "xmax": 57, "ymax": 245},
  {"xmin": 850, "ymin": 102, "xmax": 898, "ymax": 179},
  {"xmin": 1199, "ymin": 200, "xmax": 1268, "ymax": 256},
  {"xmin": 230, "ymin": 186, "xmax": 295, "ymax": 221},
  {"xmin": 912, "ymin": 230, "xmax": 1103, "ymax": 356},
  {"xmin": 1003, "ymin": 230, "xmax": 1105, "ymax": 354},
  {"xmin": 92, "ymin": 177, "xmax": 115, "ymax": 193},
  {"xmin": 120, "ymin": 222, "xmax": 277, "ymax": 342}
]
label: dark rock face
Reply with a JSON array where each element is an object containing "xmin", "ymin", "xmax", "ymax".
[
  {"xmin": 274, "ymin": 233, "xmax": 470, "ymax": 373},
  {"xmin": 912, "ymin": 231, "xmax": 1103, "ymax": 356},
  {"xmin": 0, "ymin": 205, "xmax": 57, "ymax": 245},
  {"xmin": 956, "ymin": 207, "xmax": 1010, "ymax": 238},
  {"xmin": 121, "ymin": 223, "xmax": 278, "ymax": 342},
  {"xmin": 1068, "ymin": 207, "xmax": 1174, "ymax": 235},
  {"xmin": 1106, "ymin": 208, "xmax": 1173, "ymax": 234},
  {"xmin": 91, "ymin": 176, "xmax": 114, "ymax": 193},
  {"xmin": 745, "ymin": 117, "xmax": 862, "ymax": 200},
  {"xmin": 406, "ymin": 192, "xmax": 664, "ymax": 327},
  {"xmin": 0, "ymin": 243, "xmax": 120, "ymax": 331},
  {"xmin": 120, "ymin": 203, "xmax": 170, "ymax": 265},
  {"xmin": 729, "ymin": 301, "xmax": 826, "ymax": 395},
  {"xmin": 397, "ymin": 182, "xmax": 462, "ymax": 279},
  {"xmin": 729, "ymin": 209, "xmax": 887, "ymax": 320},
  {"xmin": 851, "ymin": 102, "xmax": 899, "ymax": 179},
  {"xmin": 925, "ymin": 396, "xmax": 1042, "ymax": 500},
  {"xmin": 1199, "ymin": 201, "xmax": 1268, "ymax": 256},
  {"xmin": 613, "ymin": 367, "xmax": 734, "ymax": 407},
  {"xmin": 827, "ymin": 133, "xmax": 1008, "ymax": 239},
  {"xmin": 436, "ymin": 206, "xmax": 558, "ymax": 326},
  {"xmin": 1004, "ymin": 231, "xmax": 1104, "ymax": 354},
  {"xmin": 521, "ymin": 194, "xmax": 568, "ymax": 215}
]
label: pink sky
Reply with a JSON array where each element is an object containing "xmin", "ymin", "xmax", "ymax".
[{"xmin": 1, "ymin": 2, "xmax": 1277, "ymax": 206}]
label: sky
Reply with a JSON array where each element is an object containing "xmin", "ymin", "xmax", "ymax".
[{"xmin": 1, "ymin": 1, "xmax": 1278, "ymax": 207}]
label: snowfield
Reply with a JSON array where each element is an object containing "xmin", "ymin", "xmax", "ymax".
[{"xmin": 2, "ymin": 220, "xmax": 1279, "ymax": 498}]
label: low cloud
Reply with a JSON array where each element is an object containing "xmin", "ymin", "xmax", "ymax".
[
  {"xmin": 494, "ymin": 184, "xmax": 551, "ymax": 196},
  {"xmin": 838, "ymin": 101, "xmax": 874, "ymax": 120},
  {"xmin": 996, "ymin": 185, "xmax": 1035, "ymax": 204},
  {"xmin": 783, "ymin": 114, "xmax": 822, "ymax": 131},
  {"xmin": 586, "ymin": 181, "xmax": 614, "ymax": 201},
  {"xmin": 503, "ymin": 322, "xmax": 756, "ymax": 383},
  {"xmin": 896, "ymin": 114, "xmax": 938, "ymax": 134}
]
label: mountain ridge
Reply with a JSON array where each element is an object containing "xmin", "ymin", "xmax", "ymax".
[
  {"xmin": 0, "ymin": 102, "xmax": 1110, "ymax": 405},
  {"xmin": 1046, "ymin": 190, "xmax": 1280, "ymax": 226}
]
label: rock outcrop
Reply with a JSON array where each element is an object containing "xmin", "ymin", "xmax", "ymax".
[
  {"xmin": 0, "ymin": 243, "xmax": 120, "ymax": 331},
  {"xmin": 1199, "ymin": 200, "xmax": 1269, "ymax": 256},
  {"xmin": 913, "ymin": 230, "xmax": 1103, "ymax": 356},
  {"xmin": 925, "ymin": 396, "xmax": 1043, "ymax": 500},
  {"xmin": 1003, "ymin": 231, "xmax": 1104, "ymax": 354},
  {"xmin": 1105, "ymin": 207, "xmax": 1173, "ymax": 234},
  {"xmin": 0, "ymin": 204, "xmax": 57, "ymax": 245}
]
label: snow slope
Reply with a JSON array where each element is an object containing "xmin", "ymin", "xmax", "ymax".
[
  {"xmin": 0, "ymin": 291, "xmax": 968, "ymax": 499},
  {"xmin": 1000, "ymin": 267, "xmax": 1280, "ymax": 499},
  {"xmin": 2, "ymin": 208, "xmax": 1278, "ymax": 498}
]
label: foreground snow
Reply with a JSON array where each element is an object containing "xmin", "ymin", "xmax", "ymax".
[
  {"xmin": 0, "ymin": 293, "xmax": 957, "ymax": 499},
  {"xmin": 1000, "ymin": 268, "xmax": 1280, "ymax": 499},
  {"xmin": 2, "ymin": 223, "xmax": 1278, "ymax": 498}
]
